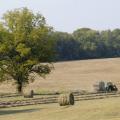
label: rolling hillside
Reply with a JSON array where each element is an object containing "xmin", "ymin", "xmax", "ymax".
[{"xmin": 1, "ymin": 58, "xmax": 120, "ymax": 93}]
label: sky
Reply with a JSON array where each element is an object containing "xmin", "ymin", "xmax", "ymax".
[{"xmin": 0, "ymin": 0, "xmax": 120, "ymax": 33}]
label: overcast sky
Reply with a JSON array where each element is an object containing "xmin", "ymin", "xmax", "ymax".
[{"xmin": 0, "ymin": 0, "xmax": 120, "ymax": 33}]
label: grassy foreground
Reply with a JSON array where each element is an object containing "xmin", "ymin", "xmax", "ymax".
[{"xmin": 0, "ymin": 97, "xmax": 120, "ymax": 120}]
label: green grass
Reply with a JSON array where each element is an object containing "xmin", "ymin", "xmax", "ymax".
[{"xmin": 0, "ymin": 97, "xmax": 120, "ymax": 120}]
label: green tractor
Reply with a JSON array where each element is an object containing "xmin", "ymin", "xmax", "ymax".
[{"xmin": 106, "ymin": 82, "xmax": 118, "ymax": 92}]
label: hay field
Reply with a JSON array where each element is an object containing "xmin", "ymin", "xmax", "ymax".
[
  {"xmin": 1, "ymin": 58, "xmax": 120, "ymax": 93},
  {"xmin": 0, "ymin": 97, "xmax": 120, "ymax": 120}
]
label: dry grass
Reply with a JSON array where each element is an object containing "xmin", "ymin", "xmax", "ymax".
[
  {"xmin": 0, "ymin": 97, "xmax": 120, "ymax": 120},
  {"xmin": 1, "ymin": 57, "xmax": 120, "ymax": 93}
]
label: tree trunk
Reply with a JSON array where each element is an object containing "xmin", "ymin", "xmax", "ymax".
[{"xmin": 17, "ymin": 83, "xmax": 23, "ymax": 94}]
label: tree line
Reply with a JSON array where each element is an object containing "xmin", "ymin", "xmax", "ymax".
[{"xmin": 53, "ymin": 28, "xmax": 120, "ymax": 61}]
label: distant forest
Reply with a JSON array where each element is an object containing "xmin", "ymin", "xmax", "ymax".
[{"xmin": 53, "ymin": 28, "xmax": 120, "ymax": 61}]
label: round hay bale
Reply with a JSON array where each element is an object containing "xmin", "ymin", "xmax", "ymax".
[
  {"xmin": 98, "ymin": 81, "xmax": 106, "ymax": 92},
  {"xmin": 58, "ymin": 93, "xmax": 74, "ymax": 106},
  {"xmin": 23, "ymin": 90, "xmax": 34, "ymax": 98}
]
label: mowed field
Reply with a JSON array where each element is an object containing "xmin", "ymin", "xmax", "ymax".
[
  {"xmin": 0, "ymin": 97, "xmax": 120, "ymax": 120},
  {"xmin": 1, "ymin": 57, "xmax": 120, "ymax": 93},
  {"xmin": 1, "ymin": 58, "xmax": 120, "ymax": 120}
]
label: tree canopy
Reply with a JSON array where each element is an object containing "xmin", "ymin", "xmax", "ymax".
[{"xmin": 53, "ymin": 28, "xmax": 120, "ymax": 61}]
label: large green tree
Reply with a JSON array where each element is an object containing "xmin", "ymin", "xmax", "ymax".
[{"xmin": 0, "ymin": 8, "xmax": 54, "ymax": 93}]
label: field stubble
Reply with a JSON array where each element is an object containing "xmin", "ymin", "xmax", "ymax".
[{"xmin": 1, "ymin": 58, "xmax": 120, "ymax": 93}]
